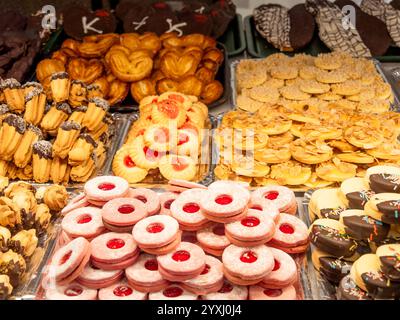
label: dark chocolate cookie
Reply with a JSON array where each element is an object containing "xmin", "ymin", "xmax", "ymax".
[
  {"xmin": 177, "ymin": 11, "xmax": 213, "ymax": 36},
  {"xmin": 319, "ymin": 256, "xmax": 352, "ymax": 284},
  {"xmin": 288, "ymin": 4, "xmax": 315, "ymax": 50},
  {"xmin": 210, "ymin": 0, "xmax": 236, "ymax": 38},
  {"xmin": 337, "ymin": 275, "xmax": 372, "ymax": 300}
]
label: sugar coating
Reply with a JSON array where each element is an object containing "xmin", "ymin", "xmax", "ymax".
[
  {"xmin": 61, "ymin": 120, "xmax": 81, "ymax": 131},
  {"xmin": 4, "ymin": 114, "xmax": 26, "ymax": 134},
  {"xmin": 89, "ymin": 97, "xmax": 109, "ymax": 111},
  {"xmin": 25, "ymin": 88, "xmax": 43, "ymax": 102},
  {"xmin": 33, "ymin": 140, "xmax": 53, "ymax": 159},
  {"xmin": 56, "ymin": 102, "xmax": 72, "ymax": 114},
  {"xmin": 51, "ymin": 71, "xmax": 69, "ymax": 80},
  {"xmin": 2, "ymin": 78, "xmax": 21, "ymax": 89}
]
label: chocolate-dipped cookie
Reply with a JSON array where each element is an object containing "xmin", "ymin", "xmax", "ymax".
[
  {"xmin": 210, "ymin": 0, "xmax": 236, "ymax": 38},
  {"xmin": 308, "ymin": 188, "xmax": 347, "ymax": 221},
  {"xmin": 288, "ymin": 4, "xmax": 315, "ymax": 51},
  {"xmin": 364, "ymin": 193, "xmax": 400, "ymax": 225},
  {"xmin": 340, "ymin": 177, "xmax": 374, "ymax": 210},
  {"xmin": 365, "ymin": 165, "xmax": 400, "ymax": 194},
  {"xmin": 115, "ymin": 0, "xmax": 146, "ymax": 20},
  {"xmin": 376, "ymin": 244, "xmax": 400, "ymax": 281},
  {"xmin": 177, "ymin": 11, "xmax": 213, "ymax": 36},
  {"xmin": 312, "ymin": 248, "xmax": 352, "ymax": 284},
  {"xmin": 337, "ymin": 275, "xmax": 372, "ymax": 300}
]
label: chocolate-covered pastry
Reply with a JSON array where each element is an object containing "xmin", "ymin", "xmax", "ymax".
[
  {"xmin": 122, "ymin": 5, "xmax": 156, "ymax": 33},
  {"xmin": 369, "ymin": 173, "xmax": 400, "ymax": 193},
  {"xmin": 288, "ymin": 4, "xmax": 316, "ymax": 51},
  {"xmin": 337, "ymin": 275, "xmax": 372, "ymax": 300},
  {"xmin": 8, "ymin": 229, "xmax": 38, "ymax": 258},
  {"xmin": 0, "ymin": 249, "xmax": 26, "ymax": 287},
  {"xmin": 115, "ymin": 0, "xmax": 146, "ymax": 20},
  {"xmin": 210, "ymin": 0, "xmax": 236, "ymax": 38},
  {"xmin": 365, "ymin": 193, "xmax": 400, "ymax": 225}
]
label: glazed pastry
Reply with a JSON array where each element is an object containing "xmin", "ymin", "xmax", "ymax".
[
  {"xmin": 43, "ymin": 185, "xmax": 68, "ymax": 212},
  {"xmin": 0, "ymin": 114, "xmax": 26, "ymax": 161},
  {"xmin": 70, "ymin": 153, "xmax": 96, "ymax": 182},
  {"xmin": 40, "ymin": 102, "xmax": 71, "ymax": 135},
  {"xmin": 68, "ymin": 105, "xmax": 87, "ymax": 125},
  {"xmin": 8, "ymin": 229, "xmax": 38, "ymax": 258},
  {"xmin": 32, "ymin": 140, "xmax": 53, "ymax": 183},
  {"xmin": 50, "ymin": 157, "xmax": 70, "ymax": 185},
  {"xmin": 2, "ymin": 79, "xmax": 24, "ymax": 114},
  {"xmin": 82, "ymin": 98, "xmax": 109, "ymax": 131},
  {"xmin": 68, "ymin": 80, "xmax": 87, "ymax": 107},
  {"xmin": 13, "ymin": 125, "xmax": 43, "ymax": 168},
  {"xmin": 50, "ymin": 72, "xmax": 70, "ymax": 103},
  {"xmin": 24, "ymin": 88, "xmax": 46, "ymax": 126},
  {"xmin": 68, "ymin": 133, "xmax": 97, "ymax": 166},
  {"xmin": 53, "ymin": 121, "xmax": 81, "ymax": 159},
  {"xmin": 0, "ymin": 275, "xmax": 12, "ymax": 300}
]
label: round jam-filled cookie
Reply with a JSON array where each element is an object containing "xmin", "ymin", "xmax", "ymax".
[
  {"xmin": 128, "ymin": 188, "xmax": 160, "ymax": 215},
  {"xmin": 364, "ymin": 193, "xmax": 400, "ymax": 225},
  {"xmin": 248, "ymin": 197, "xmax": 280, "ymax": 223},
  {"xmin": 132, "ymin": 215, "xmax": 180, "ymax": 254},
  {"xmin": 98, "ymin": 281, "xmax": 147, "ymax": 300},
  {"xmin": 61, "ymin": 193, "xmax": 89, "ymax": 215},
  {"xmin": 252, "ymin": 186, "xmax": 297, "ymax": 215},
  {"xmin": 125, "ymin": 253, "xmax": 169, "ymax": 293},
  {"xmin": 157, "ymin": 242, "xmax": 206, "ymax": 282},
  {"xmin": 261, "ymin": 248, "xmax": 297, "ymax": 289},
  {"xmin": 149, "ymin": 285, "xmax": 198, "ymax": 300},
  {"xmin": 202, "ymin": 281, "xmax": 248, "ymax": 300},
  {"xmin": 196, "ymin": 223, "xmax": 230, "ymax": 257},
  {"xmin": 49, "ymin": 237, "xmax": 91, "ymax": 284},
  {"xmin": 339, "ymin": 209, "xmax": 390, "ymax": 242},
  {"xmin": 76, "ymin": 263, "xmax": 123, "ymax": 289},
  {"xmin": 102, "ymin": 198, "xmax": 147, "ymax": 230},
  {"xmin": 159, "ymin": 192, "xmax": 178, "ymax": 215},
  {"xmin": 351, "ymin": 253, "xmax": 400, "ymax": 299},
  {"xmin": 84, "ymin": 176, "xmax": 129, "ymax": 202},
  {"xmin": 308, "ymin": 188, "xmax": 346, "ymax": 221},
  {"xmin": 181, "ymin": 255, "xmax": 224, "ymax": 295},
  {"xmin": 222, "ymin": 244, "xmax": 274, "ymax": 285},
  {"xmin": 365, "ymin": 165, "xmax": 400, "ymax": 193},
  {"xmin": 376, "ymin": 244, "xmax": 400, "ymax": 281},
  {"xmin": 45, "ymin": 282, "xmax": 98, "ymax": 300},
  {"xmin": 337, "ymin": 275, "xmax": 371, "ymax": 300},
  {"xmin": 309, "ymin": 219, "xmax": 357, "ymax": 258},
  {"xmin": 340, "ymin": 177, "xmax": 374, "ymax": 210},
  {"xmin": 249, "ymin": 285, "xmax": 297, "ymax": 300},
  {"xmin": 170, "ymin": 189, "xmax": 209, "ymax": 231},
  {"xmin": 62, "ymin": 207, "xmax": 105, "ymax": 239},
  {"xmin": 268, "ymin": 213, "xmax": 309, "ymax": 254},
  {"xmin": 225, "ymin": 209, "xmax": 276, "ymax": 247}
]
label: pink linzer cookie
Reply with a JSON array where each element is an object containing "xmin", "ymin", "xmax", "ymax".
[
  {"xmin": 102, "ymin": 198, "xmax": 148, "ymax": 232},
  {"xmin": 196, "ymin": 223, "xmax": 230, "ymax": 257},
  {"xmin": 208, "ymin": 180, "xmax": 250, "ymax": 190},
  {"xmin": 62, "ymin": 207, "xmax": 105, "ymax": 239},
  {"xmin": 84, "ymin": 176, "xmax": 129, "ymax": 202},
  {"xmin": 98, "ymin": 280, "xmax": 147, "ymax": 300},
  {"xmin": 222, "ymin": 244, "xmax": 274, "ymax": 285},
  {"xmin": 248, "ymin": 197, "xmax": 280, "ymax": 223},
  {"xmin": 202, "ymin": 281, "xmax": 248, "ymax": 300},
  {"xmin": 149, "ymin": 284, "xmax": 198, "ymax": 300},
  {"xmin": 268, "ymin": 213, "xmax": 309, "ymax": 254},
  {"xmin": 260, "ymin": 247, "xmax": 297, "ymax": 289},
  {"xmin": 225, "ymin": 209, "xmax": 276, "ymax": 247},
  {"xmin": 252, "ymin": 186, "xmax": 297, "ymax": 214},
  {"xmin": 249, "ymin": 285, "xmax": 297, "ymax": 300},
  {"xmin": 159, "ymin": 192, "xmax": 179, "ymax": 215},
  {"xmin": 125, "ymin": 253, "xmax": 169, "ymax": 293},
  {"xmin": 181, "ymin": 255, "xmax": 224, "ymax": 295},
  {"xmin": 157, "ymin": 242, "xmax": 206, "ymax": 282},
  {"xmin": 76, "ymin": 263, "xmax": 124, "ymax": 289},
  {"xmin": 128, "ymin": 188, "xmax": 160, "ymax": 215},
  {"xmin": 45, "ymin": 282, "xmax": 98, "ymax": 300},
  {"xmin": 181, "ymin": 231, "xmax": 198, "ymax": 244},
  {"xmin": 61, "ymin": 193, "xmax": 89, "ymax": 215},
  {"xmin": 168, "ymin": 179, "xmax": 207, "ymax": 190},
  {"xmin": 90, "ymin": 232, "xmax": 139, "ymax": 270},
  {"xmin": 170, "ymin": 189, "xmax": 209, "ymax": 231}
]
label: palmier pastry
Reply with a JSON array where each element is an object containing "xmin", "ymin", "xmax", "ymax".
[
  {"xmin": 178, "ymin": 76, "xmax": 204, "ymax": 97},
  {"xmin": 40, "ymin": 103, "xmax": 71, "ymax": 135},
  {"xmin": 160, "ymin": 51, "xmax": 201, "ymax": 81},
  {"xmin": 78, "ymin": 33, "xmax": 119, "ymax": 58},
  {"xmin": 67, "ymin": 58, "xmax": 104, "ymax": 84},
  {"xmin": 50, "ymin": 157, "xmax": 70, "ymax": 185},
  {"xmin": 156, "ymin": 78, "xmax": 179, "ymax": 94},
  {"xmin": 36, "ymin": 59, "xmax": 65, "ymax": 83},
  {"xmin": 53, "ymin": 121, "xmax": 81, "ymax": 159},
  {"xmin": 32, "ymin": 141, "xmax": 53, "ymax": 183},
  {"xmin": 200, "ymin": 80, "xmax": 224, "ymax": 104},
  {"xmin": 130, "ymin": 80, "xmax": 156, "ymax": 103},
  {"xmin": 24, "ymin": 88, "xmax": 46, "ymax": 125},
  {"xmin": 68, "ymin": 133, "xmax": 97, "ymax": 166},
  {"xmin": 88, "ymin": 78, "xmax": 109, "ymax": 99},
  {"xmin": 82, "ymin": 98, "xmax": 109, "ymax": 131},
  {"xmin": 68, "ymin": 80, "xmax": 87, "ymax": 107},
  {"xmin": 13, "ymin": 125, "xmax": 42, "ymax": 169},
  {"xmin": 107, "ymin": 78, "xmax": 129, "ymax": 105},
  {"xmin": 0, "ymin": 115, "xmax": 26, "ymax": 161},
  {"xmin": 50, "ymin": 72, "xmax": 70, "ymax": 103}
]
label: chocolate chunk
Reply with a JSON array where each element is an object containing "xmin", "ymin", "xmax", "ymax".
[
  {"xmin": 288, "ymin": 4, "xmax": 315, "ymax": 50},
  {"xmin": 55, "ymin": 102, "xmax": 72, "ymax": 114},
  {"xmin": 379, "ymin": 255, "xmax": 400, "ymax": 281},
  {"xmin": 60, "ymin": 120, "xmax": 81, "ymax": 131},
  {"xmin": 346, "ymin": 190, "xmax": 374, "ymax": 210},
  {"xmin": 80, "ymin": 133, "xmax": 97, "ymax": 147},
  {"xmin": 3, "ymin": 114, "xmax": 26, "ymax": 134},
  {"xmin": 320, "ymin": 207, "xmax": 345, "ymax": 220},
  {"xmin": 342, "ymin": 215, "xmax": 390, "ymax": 242},
  {"xmin": 376, "ymin": 200, "xmax": 400, "ymax": 224},
  {"xmin": 89, "ymin": 97, "xmax": 109, "ymax": 111},
  {"xmin": 32, "ymin": 140, "xmax": 52, "ymax": 159},
  {"xmin": 337, "ymin": 275, "xmax": 372, "ymax": 300},
  {"xmin": 369, "ymin": 173, "xmax": 400, "ymax": 193},
  {"xmin": 362, "ymin": 271, "xmax": 400, "ymax": 299},
  {"xmin": 319, "ymin": 256, "xmax": 352, "ymax": 284},
  {"xmin": 51, "ymin": 72, "xmax": 69, "ymax": 81}
]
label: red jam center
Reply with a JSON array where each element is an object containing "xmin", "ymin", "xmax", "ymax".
[
  {"xmin": 263, "ymin": 288, "xmax": 283, "ymax": 297},
  {"xmin": 168, "ymin": 94, "xmax": 184, "ymax": 103},
  {"xmin": 241, "ymin": 217, "xmax": 260, "ymax": 227},
  {"xmin": 172, "ymin": 250, "xmax": 191, "ymax": 262},
  {"xmin": 118, "ymin": 205, "xmax": 135, "ymax": 214},
  {"xmin": 77, "ymin": 214, "xmax": 92, "ymax": 224},
  {"xmin": 164, "ymin": 199, "xmax": 174, "ymax": 209},
  {"xmin": 279, "ymin": 223, "xmax": 295, "ymax": 234},
  {"xmin": 59, "ymin": 251, "xmax": 72, "ymax": 265},
  {"xmin": 215, "ymin": 195, "xmax": 233, "ymax": 205},
  {"xmin": 157, "ymin": 100, "xmax": 179, "ymax": 119},
  {"xmin": 218, "ymin": 282, "xmax": 233, "ymax": 293},
  {"xmin": 124, "ymin": 155, "xmax": 136, "ymax": 168},
  {"xmin": 143, "ymin": 146, "xmax": 159, "ymax": 161},
  {"xmin": 154, "ymin": 127, "xmax": 170, "ymax": 143},
  {"xmin": 146, "ymin": 223, "xmax": 164, "ymax": 233},
  {"xmin": 213, "ymin": 225, "xmax": 225, "ymax": 236},
  {"xmin": 106, "ymin": 238, "xmax": 125, "ymax": 249},
  {"xmin": 136, "ymin": 196, "xmax": 148, "ymax": 203},
  {"xmin": 183, "ymin": 203, "xmax": 200, "ymax": 213},
  {"xmin": 240, "ymin": 251, "xmax": 257, "ymax": 263},
  {"xmin": 273, "ymin": 259, "xmax": 281, "ymax": 271},
  {"xmin": 178, "ymin": 133, "xmax": 189, "ymax": 145},
  {"xmin": 200, "ymin": 264, "xmax": 210, "ymax": 275},
  {"xmin": 163, "ymin": 286, "xmax": 183, "ymax": 298},
  {"xmin": 98, "ymin": 183, "xmax": 116, "ymax": 191},
  {"xmin": 251, "ymin": 205, "xmax": 263, "ymax": 211},
  {"xmin": 265, "ymin": 191, "xmax": 279, "ymax": 200},
  {"xmin": 64, "ymin": 286, "xmax": 83, "ymax": 297},
  {"xmin": 113, "ymin": 286, "xmax": 133, "ymax": 297},
  {"xmin": 144, "ymin": 259, "xmax": 158, "ymax": 271},
  {"xmin": 172, "ymin": 157, "xmax": 189, "ymax": 171}
]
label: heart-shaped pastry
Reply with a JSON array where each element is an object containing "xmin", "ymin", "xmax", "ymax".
[
  {"xmin": 130, "ymin": 79, "xmax": 156, "ymax": 103},
  {"xmin": 107, "ymin": 77, "xmax": 129, "ymax": 105},
  {"xmin": 120, "ymin": 33, "xmax": 161, "ymax": 56},
  {"xmin": 78, "ymin": 34, "xmax": 119, "ymax": 58},
  {"xmin": 160, "ymin": 51, "xmax": 201, "ymax": 81},
  {"xmin": 109, "ymin": 49, "xmax": 153, "ymax": 82},
  {"xmin": 36, "ymin": 59, "xmax": 65, "ymax": 82},
  {"xmin": 67, "ymin": 58, "xmax": 104, "ymax": 84}
]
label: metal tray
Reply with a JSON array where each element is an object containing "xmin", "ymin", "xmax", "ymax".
[{"xmin": 218, "ymin": 14, "xmax": 246, "ymax": 57}]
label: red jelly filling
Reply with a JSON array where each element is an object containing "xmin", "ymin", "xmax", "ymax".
[
  {"xmin": 144, "ymin": 259, "xmax": 158, "ymax": 271},
  {"xmin": 178, "ymin": 133, "xmax": 189, "ymax": 145},
  {"xmin": 143, "ymin": 147, "xmax": 159, "ymax": 161},
  {"xmin": 59, "ymin": 251, "xmax": 72, "ymax": 265},
  {"xmin": 164, "ymin": 199, "xmax": 174, "ymax": 209},
  {"xmin": 241, "ymin": 217, "xmax": 260, "ymax": 227},
  {"xmin": 113, "ymin": 286, "xmax": 133, "ymax": 297},
  {"xmin": 163, "ymin": 286, "xmax": 183, "ymax": 298},
  {"xmin": 64, "ymin": 286, "xmax": 83, "ymax": 297},
  {"xmin": 240, "ymin": 251, "xmax": 257, "ymax": 263},
  {"xmin": 263, "ymin": 288, "xmax": 283, "ymax": 297},
  {"xmin": 124, "ymin": 156, "xmax": 136, "ymax": 168},
  {"xmin": 183, "ymin": 203, "xmax": 200, "ymax": 213},
  {"xmin": 265, "ymin": 191, "xmax": 279, "ymax": 200},
  {"xmin": 218, "ymin": 282, "xmax": 233, "ymax": 293},
  {"xmin": 146, "ymin": 223, "xmax": 164, "ymax": 233},
  {"xmin": 136, "ymin": 196, "xmax": 148, "ymax": 203},
  {"xmin": 98, "ymin": 183, "xmax": 115, "ymax": 191},
  {"xmin": 212, "ymin": 225, "xmax": 225, "ymax": 236},
  {"xmin": 279, "ymin": 223, "xmax": 295, "ymax": 234},
  {"xmin": 172, "ymin": 157, "xmax": 189, "ymax": 171},
  {"xmin": 251, "ymin": 205, "xmax": 263, "ymax": 211},
  {"xmin": 172, "ymin": 250, "xmax": 190, "ymax": 262},
  {"xmin": 215, "ymin": 195, "xmax": 233, "ymax": 205},
  {"xmin": 168, "ymin": 94, "xmax": 184, "ymax": 103},
  {"xmin": 200, "ymin": 264, "xmax": 210, "ymax": 275},
  {"xmin": 273, "ymin": 259, "xmax": 281, "ymax": 271},
  {"xmin": 106, "ymin": 238, "xmax": 125, "ymax": 249},
  {"xmin": 77, "ymin": 215, "xmax": 92, "ymax": 224},
  {"xmin": 118, "ymin": 205, "xmax": 135, "ymax": 214}
]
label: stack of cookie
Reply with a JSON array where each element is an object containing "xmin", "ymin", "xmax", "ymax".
[{"xmin": 308, "ymin": 164, "xmax": 400, "ymax": 299}]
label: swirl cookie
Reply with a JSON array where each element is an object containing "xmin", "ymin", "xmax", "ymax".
[{"xmin": 364, "ymin": 193, "xmax": 400, "ymax": 225}]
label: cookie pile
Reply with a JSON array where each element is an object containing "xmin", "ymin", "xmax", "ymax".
[
  {"xmin": 0, "ymin": 179, "xmax": 68, "ymax": 299},
  {"xmin": 308, "ymin": 164, "xmax": 400, "ymax": 299},
  {"xmin": 112, "ymin": 92, "xmax": 208, "ymax": 184},
  {"xmin": 37, "ymin": 32, "xmax": 224, "ymax": 106},
  {"xmin": 0, "ymin": 75, "xmax": 113, "ymax": 184},
  {"xmin": 40, "ymin": 175, "xmax": 309, "ymax": 300}
]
